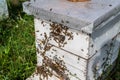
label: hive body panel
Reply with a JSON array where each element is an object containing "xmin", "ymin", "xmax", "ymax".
[
  {"xmin": 35, "ymin": 19, "xmax": 89, "ymax": 59},
  {"xmin": 23, "ymin": 0, "xmax": 120, "ymax": 80},
  {"xmin": 35, "ymin": 19, "xmax": 87, "ymax": 80},
  {"xmin": 88, "ymin": 35, "xmax": 120, "ymax": 80},
  {"xmin": 32, "ymin": 18, "xmax": 120, "ymax": 80}
]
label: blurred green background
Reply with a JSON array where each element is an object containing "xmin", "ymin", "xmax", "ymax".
[
  {"xmin": 0, "ymin": 0, "xmax": 120, "ymax": 80},
  {"xmin": 0, "ymin": 0, "xmax": 36, "ymax": 80}
]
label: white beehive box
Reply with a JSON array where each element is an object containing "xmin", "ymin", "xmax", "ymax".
[
  {"xmin": 0, "ymin": 0, "xmax": 8, "ymax": 20},
  {"xmin": 23, "ymin": 0, "xmax": 120, "ymax": 80}
]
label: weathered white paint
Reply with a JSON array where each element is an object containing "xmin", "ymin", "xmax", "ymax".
[
  {"xmin": 35, "ymin": 19, "xmax": 51, "ymax": 52},
  {"xmin": 23, "ymin": 0, "xmax": 120, "ymax": 80},
  {"xmin": 35, "ymin": 19, "xmax": 89, "ymax": 59},
  {"xmin": 89, "ymin": 12, "xmax": 120, "ymax": 57},
  {"xmin": 48, "ymin": 27, "xmax": 89, "ymax": 59},
  {"xmin": 23, "ymin": 0, "xmax": 120, "ymax": 33},
  {"xmin": 35, "ymin": 19, "xmax": 87, "ymax": 80},
  {"xmin": 88, "ymin": 34, "xmax": 120, "ymax": 80},
  {"xmin": 30, "ymin": 18, "xmax": 120, "ymax": 80},
  {"xmin": 0, "ymin": 0, "xmax": 8, "ymax": 20},
  {"xmin": 34, "ymin": 14, "xmax": 120, "ymax": 59},
  {"xmin": 26, "ymin": 73, "xmax": 60, "ymax": 80},
  {"xmin": 26, "ymin": 71, "xmax": 85, "ymax": 80},
  {"xmin": 45, "ymin": 46, "xmax": 87, "ymax": 72},
  {"xmin": 36, "ymin": 46, "xmax": 87, "ymax": 80}
]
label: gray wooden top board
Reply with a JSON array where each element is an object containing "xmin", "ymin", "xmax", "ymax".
[
  {"xmin": 23, "ymin": 0, "xmax": 120, "ymax": 33},
  {"xmin": 0, "ymin": 0, "xmax": 8, "ymax": 20}
]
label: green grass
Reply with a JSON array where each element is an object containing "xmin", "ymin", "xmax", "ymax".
[
  {"xmin": 0, "ymin": 0, "xmax": 36, "ymax": 79},
  {"xmin": 0, "ymin": 0, "xmax": 120, "ymax": 80}
]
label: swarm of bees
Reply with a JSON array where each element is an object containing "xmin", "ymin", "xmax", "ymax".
[
  {"xmin": 36, "ymin": 22, "xmax": 73, "ymax": 80},
  {"xmin": 36, "ymin": 56, "xmax": 69, "ymax": 80},
  {"xmin": 50, "ymin": 22, "xmax": 73, "ymax": 47}
]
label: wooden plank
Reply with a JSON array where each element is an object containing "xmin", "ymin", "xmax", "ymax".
[
  {"xmin": 87, "ymin": 35, "xmax": 120, "ymax": 80},
  {"xmin": 89, "ymin": 14, "xmax": 120, "ymax": 58},
  {"xmin": 26, "ymin": 72, "xmax": 84, "ymax": 80},
  {"xmin": 37, "ymin": 52, "xmax": 86, "ymax": 80},
  {"xmin": 44, "ymin": 46, "xmax": 87, "ymax": 72},
  {"xmin": 34, "ymin": 18, "xmax": 89, "ymax": 59},
  {"xmin": 23, "ymin": 0, "xmax": 120, "ymax": 33}
]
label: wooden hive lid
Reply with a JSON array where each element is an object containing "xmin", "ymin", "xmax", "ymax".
[{"xmin": 23, "ymin": 0, "xmax": 120, "ymax": 33}]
